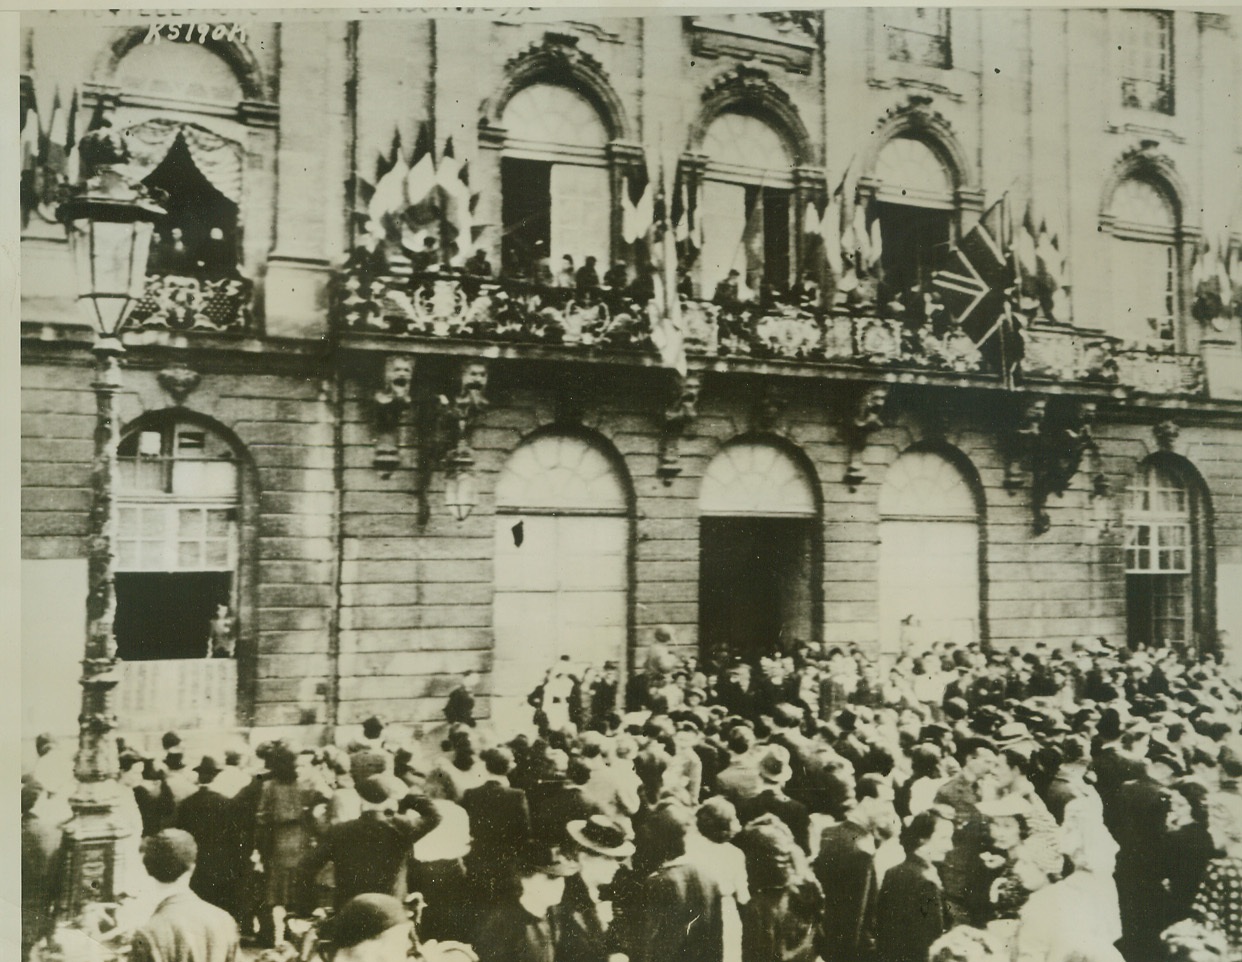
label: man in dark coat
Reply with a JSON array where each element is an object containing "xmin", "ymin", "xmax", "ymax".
[
  {"xmin": 874, "ymin": 808, "xmax": 955, "ymax": 962},
  {"xmin": 736, "ymin": 745, "xmax": 811, "ymax": 852},
  {"xmin": 813, "ymin": 807, "xmax": 879, "ymax": 962},
  {"xmin": 174, "ymin": 755, "xmax": 242, "ymax": 914},
  {"xmin": 555, "ymin": 816, "xmax": 637, "ymax": 962},
  {"xmin": 1112, "ymin": 754, "xmax": 1176, "ymax": 962},
  {"xmin": 638, "ymin": 808, "xmax": 722, "ymax": 962},
  {"xmin": 130, "ymin": 829, "xmax": 241, "ymax": 962},
  {"xmin": 932, "ymin": 736, "xmax": 996, "ymax": 927},
  {"xmin": 298, "ymin": 775, "xmax": 441, "ymax": 911},
  {"xmin": 463, "ymin": 747, "xmax": 532, "ymax": 904},
  {"xmin": 21, "ymin": 779, "xmax": 61, "ymax": 961},
  {"xmin": 475, "ymin": 843, "xmax": 580, "ymax": 962}
]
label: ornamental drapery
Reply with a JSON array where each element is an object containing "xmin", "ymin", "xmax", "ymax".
[{"xmin": 123, "ymin": 119, "xmax": 244, "ymax": 205}]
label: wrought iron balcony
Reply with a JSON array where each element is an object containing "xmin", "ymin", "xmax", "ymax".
[
  {"xmin": 126, "ymin": 273, "xmax": 254, "ymax": 333},
  {"xmin": 335, "ymin": 267, "xmax": 1208, "ymax": 397}
]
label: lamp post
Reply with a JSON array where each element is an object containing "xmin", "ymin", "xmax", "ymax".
[
  {"xmin": 56, "ymin": 126, "xmax": 164, "ymax": 918},
  {"xmin": 443, "ymin": 442, "xmax": 479, "ymax": 522}
]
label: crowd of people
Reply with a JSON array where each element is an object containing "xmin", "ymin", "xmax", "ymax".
[{"xmin": 21, "ymin": 633, "xmax": 1242, "ymax": 962}]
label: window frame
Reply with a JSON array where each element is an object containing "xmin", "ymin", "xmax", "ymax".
[
  {"xmin": 1105, "ymin": 176, "xmax": 1183, "ymax": 351},
  {"xmin": 1123, "ymin": 458, "xmax": 1207, "ymax": 652},
  {"xmin": 698, "ymin": 111, "xmax": 798, "ymax": 299},
  {"xmin": 884, "ymin": 8, "xmax": 953, "ymax": 71},
  {"xmin": 115, "ymin": 419, "xmax": 242, "ymax": 663},
  {"xmin": 1119, "ymin": 9, "xmax": 1175, "ymax": 116},
  {"xmin": 498, "ymin": 83, "xmax": 614, "ymax": 280}
]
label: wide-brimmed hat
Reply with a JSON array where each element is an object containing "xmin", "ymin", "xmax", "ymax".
[
  {"xmin": 567, "ymin": 815, "xmax": 635, "ymax": 858},
  {"xmin": 757, "ymin": 745, "xmax": 792, "ymax": 784},
  {"xmin": 193, "ymin": 755, "xmax": 223, "ymax": 781}
]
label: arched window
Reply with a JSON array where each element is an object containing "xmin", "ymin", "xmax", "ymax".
[
  {"xmin": 492, "ymin": 431, "xmax": 630, "ymax": 730},
  {"xmin": 115, "ymin": 417, "xmax": 240, "ymax": 661},
  {"xmin": 1125, "ymin": 458, "xmax": 1211, "ymax": 651},
  {"xmin": 698, "ymin": 441, "xmax": 818, "ymax": 665},
  {"xmin": 500, "ymin": 84, "xmax": 610, "ymax": 280},
  {"xmin": 872, "ymin": 135, "xmax": 956, "ymax": 304},
  {"xmin": 878, "ymin": 449, "xmax": 981, "ymax": 654},
  {"xmin": 1107, "ymin": 178, "xmax": 1180, "ymax": 349},
  {"xmin": 699, "ymin": 112, "xmax": 796, "ymax": 300},
  {"xmin": 113, "ymin": 44, "xmax": 247, "ymax": 278}
]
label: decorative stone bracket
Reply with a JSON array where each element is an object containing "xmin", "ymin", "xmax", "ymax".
[
  {"xmin": 839, "ymin": 384, "xmax": 889, "ymax": 489},
  {"xmin": 372, "ymin": 355, "xmax": 416, "ymax": 477},
  {"xmin": 658, "ymin": 372, "xmax": 702, "ymax": 484},
  {"xmin": 751, "ymin": 382, "xmax": 791, "ymax": 435},
  {"xmin": 437, "ymin": 360, "xmax": 491, "ymax": 454},
  {"xmin": 1154, "ymin": 419, "xmax": 1180, "ymax": 452},
  {"xmin": 1029, "ymin": 401, "xmax": 1103, "ymax": 535},
  {"xmin": 157, "ymin": 362, "xmax": 201, "ymax": 406},
  {"xmin": 1001, "ymin": 398, "xmax": 1046, "ymax": 493}
]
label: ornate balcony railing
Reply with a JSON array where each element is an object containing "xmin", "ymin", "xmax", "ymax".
[
  {"xmin": 126, "ymin": 273, "xmax": 254, "ymax": 333},
  {"xmin": 336, "ymin": 268, "xmax": 1208, "ymax": 396}
]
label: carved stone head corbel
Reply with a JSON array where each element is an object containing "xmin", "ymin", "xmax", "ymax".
[
  {"xmin": 841, "ymin": 384, "xmax": 889, "ymax": 489},
  {"xmin": 373, "ymin": 355, "xmax": 415, "ymax": 476},
  {"xmin": 658, "ymin": 372, "xmax": 702, "ymax": 484}
]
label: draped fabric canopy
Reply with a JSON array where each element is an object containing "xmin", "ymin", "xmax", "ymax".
[{"xmin": 123, "ymin": 119, "xmax": 244, "ymax": 204}]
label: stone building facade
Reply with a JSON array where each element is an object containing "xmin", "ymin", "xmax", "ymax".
[{"xmin": 19, "ymin": 8, "xmax": 1242, "ymax": 744}]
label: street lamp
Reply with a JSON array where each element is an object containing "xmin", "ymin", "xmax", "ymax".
[
  {"xmin": 56, "ymin": 126, "xmax": 164, "ymax": 919},
  {"xmin": 443, "ymin": 443, "xmax": 479, "ymax": 522}
]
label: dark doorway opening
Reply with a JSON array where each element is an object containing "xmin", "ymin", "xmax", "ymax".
[
  {"xmin": 876, "ymin": 201, "xmax": 952, "ymax": 301},
  {"xmin": 699, "ymin": 517, "xmax": 814, "ymax": 668},
  {"xmin": 115, "ymin": 571, "xmax": 233, "ymax": 660},
  {"xmin": 501, "ymin": 156, "xmax": 552, "ymax": 277}
]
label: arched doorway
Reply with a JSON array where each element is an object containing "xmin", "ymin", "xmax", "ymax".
[
  {"xmin": 1124, "ymin": 456, "xmax": 1213, "ymax": 653},
  {"xmin": 698, "ymin": 440, "xmax": 819, "ymax": 666},
  {"xmin": 878, "ymin": 448, "xmax": 982, "ymax": 654},
  {"xmin": 492, "ymin": 431, "xmax": 631, "ymax": 729},
  {"xmin": 113, "ymin": 414, "xmax": 248, "ymax": 732}
]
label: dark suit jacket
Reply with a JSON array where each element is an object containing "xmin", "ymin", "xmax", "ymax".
[
  {"xmin": 813, "ymin": 821, "xmax": 878, "ymax": 962},
  {"xmin": 475, "ymin": 902, "xmax": 556, "ymax": 962},
  {"xmin": 176, "ymin": 787, "xmax": 244, "ymax": 911},
  {"xmin": 737, "ymin": 789, "xmax": 812, "ymax": 852},
  {"xmin": 640, "ymin": 860, "xmax": 722, "ymax": 962},
  {"xmin": 874, "ymin": 857, "xmax": 948, "ymax": 962},
  {"xmin": 462, "ymin": 780, "xmax": 531, "ymax": 890},
  {"xmin": 553, "ymin": 874, "xmax": 621, "ymax": 962},
  {"xmin": 129, "ymin": 890, "xmax": 240, "ymax": 962},
  {"xmin": 299, "ymin": 805, "xmax": 440, "ymax": 910}
]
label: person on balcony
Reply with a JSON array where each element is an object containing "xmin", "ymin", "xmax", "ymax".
[
  {"xmin": 575, "ymin": 256, "xmax": 600, "ymax": 291},
  {"xmin": 555, "ymin": 255, "xmax": 576, "ymax": 290},
  {"xmin": 713, "ymin": 270, "xmax": 741, "ymax": 308},
  {"xmin": 411, "ymin": 236, "xmax": 440, "ymax": 274},
  {"xmin": 603, "ymin": 261, "xmax": 628, "ymax": 290},
  {"xmin": 465, "ymin": 249, "xmax": 493, "ymax": 278}
]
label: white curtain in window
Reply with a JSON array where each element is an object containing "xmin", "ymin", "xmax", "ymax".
[
  {"xmin": 701, "ymin": 181, "xmax": 748, "ymax": 296},
  {"xmin": 877, "ymin": 450, "xmax": 980, "ymax": 654},
  {"xmin": 878, "ymin": 521, "xmax": 979, "ymax": 653},
  {"xmin": 1111, "ymin": 237, "xmax": 1174, "ymax": 345},
  {"xmin": 550, "ymin": 164, "xmax": 610, "ymax": 272}
]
